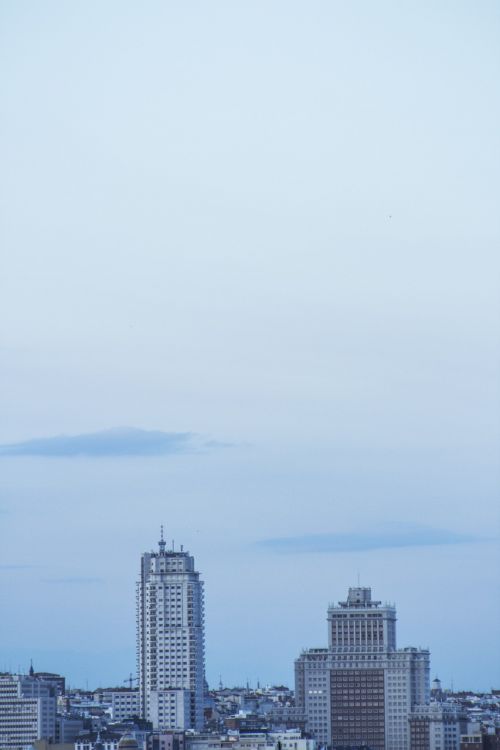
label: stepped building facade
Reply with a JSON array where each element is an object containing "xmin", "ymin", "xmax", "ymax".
[{"xmin": 295, "ymin": 587, "xmax": 430, "ymax": 750}]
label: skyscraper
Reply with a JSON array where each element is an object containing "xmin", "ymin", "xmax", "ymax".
[
  {"xmin": 295, "ymin": 587, "xmax": 430, "ymax": 750},
  {"xmin": 136, "ymin": 530, "xmax": 205, "ymax": 731}
]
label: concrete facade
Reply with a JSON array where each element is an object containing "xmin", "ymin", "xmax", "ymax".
[
  {"xmin": 295, "ymin": 587, "xmax": 430, "ymax": 750},
  {"xmin": 185, "ymin": 732, "xmax": 316, "ymax": 750},
  {"xmin": 409, "ymin": 704, "xmax": 467, "ymax": 750},
  {"xmin": 137, "ymin": 531, "xmax": 205, "ymax": 731},
  {"xmin": 92, "ymin": 690, "xmax": 140, "ymax": 722},
  {"xmin": 0, "ymin": 674, "xmax": 57, "ymax": 750}
]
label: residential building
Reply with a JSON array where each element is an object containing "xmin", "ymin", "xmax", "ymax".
[
  {"xmin": 460, "ymin": 737, "xmax": 483, "ymax": 750},
  {"xmin": 93, "ymin": 689, "xmax": 140, "ymax": 722},
  {"xmin": 0, "ymin": 673, "xmax": 57, "ymax": 749},
  {"xmin": 295, "ymin": 586, "xmax": 430, "ymax": 750},
  {"xmin": 29, "ymin": 666, "xmax": 66, "ymax": 697},
  {"xmin": 75, "ymin": 729, "xmax": 149, "ymax": 750},
  {"xmin": 147, "ymin": 731, "xmax": 185, "ymax": 750},
  {"xmin": 74, "ymin": 739, "xmax": 118, "ymax": 750},
  {"xmin": 137, "ymin": 530, "xmax": 205, "ymax": 731},
  {"xmin": 55, "ymin": 715, "xmax": 85, "ymax": 743},
  {"xmin": 32, "ymin": 741, "xmax": 73, "ymax": 750},
  {"xmin": 409, "ymin": 704, "xmax": 467, "ymax": 750},
  {"xmin": 185, "ymin": 732, "xmax": 316, "ymax": 750},
  {"xmin": 461, "ymin": 734, "xmax": 500, "ymax": 750}
]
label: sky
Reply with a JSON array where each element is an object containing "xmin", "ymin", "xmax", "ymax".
[{"xmin": 0, "ymin": 0, "xmax": 499, "ymax": 692}]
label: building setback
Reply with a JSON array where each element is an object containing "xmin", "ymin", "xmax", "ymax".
[
  {"xmin": 136, "ymin": 530, "xmax": 205, "ymax": 731},
  {"xmin": 295, "ymin": 587, "xmax": 430, "ymax": 750}
]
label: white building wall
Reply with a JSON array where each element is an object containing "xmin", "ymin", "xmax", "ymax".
[
  {"xmin": 298, "ymin": 652, "xmax": 329, "ymax": 746},
  {"xmin": 385, "ymin": 656, "xmax": 413, "ymax": 750},
  {"xmin": 149, "ymin": 688, "xmax": 191, "ymax": 730},
  {"xmin": 185, "ymin": 735, "xmax": 316, "ymax": 750},
  {"xmin": 137, "ymin": 537, "xmax": 205, "ymax": 731},
  {"xmin": 0, "ymin": 675, "xmax": 57, "ymax": 749},
  {"xmin": 75, "ymin": 740, "xmax": 118, "ymax": 750},
  {"xmin": 110, "ymin": 691, "xmax": 140, "ymax": 721}
]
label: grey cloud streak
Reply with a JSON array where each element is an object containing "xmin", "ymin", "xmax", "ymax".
[
  {"xmin": 256, "ymin": 526, "xmax": 487, "ymax": 554},
  {"xmin": 0, "ymin": 427, "xmax": 220, "ymax": 458},
  {"xmin": 41, "ymin": 577, "xmax": 104, "ymax": 585}
]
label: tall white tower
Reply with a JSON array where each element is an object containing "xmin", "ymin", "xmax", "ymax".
[{"xmin": 136, "ymin": 529, "xmax": 205, "ymax": 731}]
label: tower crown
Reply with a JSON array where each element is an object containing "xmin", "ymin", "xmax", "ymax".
[{"xmin": 338, "ymin": 586, "xmax": 382, "ymax": 608}]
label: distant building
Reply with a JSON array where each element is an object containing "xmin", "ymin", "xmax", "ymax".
[
  {"xmin": 266, "ymin": 706, "xmax": 307, "ymax": 733},
  {"xmin": 137, "ymin": 530, "xmax": 205, "ymax": 731},
  {"xmin": 295, "ymin": 586, "xmax": 430, "ymax": 750},
  {"xmin": 29, "ymin": 665, "xmax": 66, "ymax": 697},
  {"xmin": 0, "ymin": 673, "xmax": 57, "ymax": 749},
  {"xmin": 75, "ymin": 731, "xmax": 143, "ymax": 750},
  {"xmin": 430, "ymin": 679, "xmax": 443, "ymax": 702},
  {"xmin": 184, "ymin": 732, "xmax": 315, "ymax": 750},
  {"xmin": 460, "ymin": 737, "xmax": 484, "ymax": 750},
  {"xmin": 117, "ymin": 733, "xmax": 142, "ymax": 750},
  {"xmin": 409, "ymin": 703, "xmax": 467, "ymax": 750},
  {"xmin": 75, "ymin": 740, "xmax": 118, "ymax": 750},
  {"xmin": 92, "ymin": 689, "xmax": 140, "ymax": 722},
  {"xmin": 147, "ymin": 731, "xmax": 185, "ymax": 750},
  {"xmin": 224, "ymin": 714, "xmax": 269, "ymax": 732},
  {"xmin": 32, "ymin": 741, "xmax": 73, "ymax": 750},
  {"xmin": 461, "ymin": 734, "xmax": 500, "ymax": 750},
  {"xmin": 55, "ymin": 715, "xmax": 84, "ymax": 743}
]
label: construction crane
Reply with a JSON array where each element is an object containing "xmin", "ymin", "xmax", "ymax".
[{"xmin": 123, "ymin": 673, "xmax": 139, "ymax": 689}]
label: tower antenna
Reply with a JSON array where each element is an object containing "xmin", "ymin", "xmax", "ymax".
[{"xmin": 159, "ymin": 525, "xmax": 166, "ymax": 554}]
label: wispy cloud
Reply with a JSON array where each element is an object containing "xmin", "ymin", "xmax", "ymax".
[
  {"xmin": 256, "ymin": 525, "xmax": 486, "ymax": 554},
  {"xmin": 0, "ymin": 427, "xmax": 220, "ymax": 458},
  {"xmin": 0, "ymin": 564, "xmax": 38, "ymax": 570},
  {"xmin": 42, "ymin": 577, "xmax": 104, "ymax": 585}
]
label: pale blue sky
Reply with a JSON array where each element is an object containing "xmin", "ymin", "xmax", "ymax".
[{"xmin": 0, "ymin": 1, "xmax": 499, "ymax": 690}]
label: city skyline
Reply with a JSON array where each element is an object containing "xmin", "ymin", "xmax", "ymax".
[
  {"xmin": 0, "ymin": 529, "xmax": 496, "ymax": 693},
  {"xmin": 1, "ymin": 0, "xmax": 499, "ymax": 696}
]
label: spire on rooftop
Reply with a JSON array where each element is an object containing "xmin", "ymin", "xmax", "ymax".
[{"xmin": 159, "ymin": 525, "xmax": 166, "ymax": 554}]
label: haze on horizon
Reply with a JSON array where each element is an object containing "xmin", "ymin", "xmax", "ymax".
[{"xmin": 0, "ymin": 0, "xmax": 499, "ymax": 692}]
